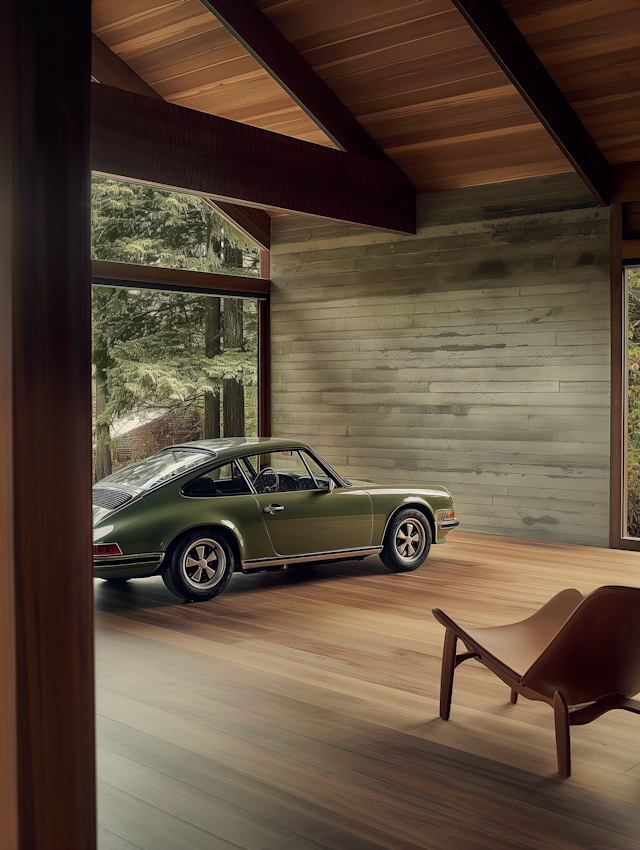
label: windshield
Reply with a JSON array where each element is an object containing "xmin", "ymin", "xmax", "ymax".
[{"xmin": 100, "ymin": 450, "xmax": 212, "ymax": 491}]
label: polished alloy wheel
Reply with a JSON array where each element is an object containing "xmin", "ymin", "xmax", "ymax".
[
  {"xmin": 181, "ymin": 538, "xmax": 226, "ymax": 590},
  {"xmin": 394, "ymin": 519, "xmax": 425, "ymax": 563}
]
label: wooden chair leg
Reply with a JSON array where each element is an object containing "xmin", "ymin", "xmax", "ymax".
[
  {"xmin": 553, "ymin": 691, "xmax": 571, "ymax": 777},
  {"xmin": 510, "ymin": 689, "xmax": 518, "ymax": 704},
  {"xmin": 440, "ymin": 629, "xmax": 457, "ymax": 720}
]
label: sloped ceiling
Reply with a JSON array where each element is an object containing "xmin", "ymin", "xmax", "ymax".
[{"xmin": 92, "ymin": 0, "xmax": 640, "ymax": 194}]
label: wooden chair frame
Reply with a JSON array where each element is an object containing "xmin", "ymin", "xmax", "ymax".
[{"xmin": 434, "ymin": 590, "xmax": 640, "ymax": 777}]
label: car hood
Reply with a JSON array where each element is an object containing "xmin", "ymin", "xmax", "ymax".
[{"xmin": 349, "ymin": 479, "xmax": 451, "ymax": 497}]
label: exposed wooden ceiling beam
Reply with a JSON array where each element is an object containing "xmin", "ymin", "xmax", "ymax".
[
  {"xmin": 450, "ymin": 0, "xmax": 610, "ymax": 207},
  {"xmin": 202, "ymin": 198, "xmax": 270, "ymax": 252},
  {"xmin": 91, "ymin": 33, "xmax": 271, "ymax": 250},
  {"xmin": 92, "ymin": 33, "xmax": 162, "ymax": 100},
  {"xmin": 612, "ymin": 163, "xmax": 640, "ymax": 204},
  {"xmin": 91, "ymin": 84, "xmax": 416, "ymax": 235},
  {"xmin": 199, "ymin": 0, "xmax": 394, "ymax": 167}
]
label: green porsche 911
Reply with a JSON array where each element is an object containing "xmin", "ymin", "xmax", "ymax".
[{"xmin": 92, "ymin": 437, "xmax": 459, "ymax": 602}]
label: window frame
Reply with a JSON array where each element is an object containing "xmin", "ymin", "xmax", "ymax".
[
  {"xmin": 610, "ymin": 204, "xmax": 640, "ymax": 548},
  {"xmin": 91, "ymin": 258, "xmax": 271, "ymax": 439}
]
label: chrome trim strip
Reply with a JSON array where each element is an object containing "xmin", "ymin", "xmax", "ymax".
[
  {"xmin": 160, "ymin": 446, "xmax": 218, "ymax": 457},
  {"xmin": 93, "ymin": 552, "xmax": 165, "ymax": 567},
  {"xmin": 242, "ymin": 546, "xmax": 382, "ymax": 571}
]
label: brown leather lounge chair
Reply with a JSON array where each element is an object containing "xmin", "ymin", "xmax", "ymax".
[{"xmin": 432, "ymin": 586, "xmax": 640, "ymax": 777}]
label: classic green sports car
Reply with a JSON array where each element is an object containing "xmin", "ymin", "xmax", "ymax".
[{"xmin": 92, "ymin": 437, "xmax": 459, "ymax": 602}]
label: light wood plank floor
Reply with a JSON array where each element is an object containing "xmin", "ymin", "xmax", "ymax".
[{"xmin": 95, "ymin": 532, "xmax": 640, "ymax": 850}]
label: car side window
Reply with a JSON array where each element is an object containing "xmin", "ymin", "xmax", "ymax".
[
  {"xmin": 182, "ymin": 462, "xmax": 251, "ymax": 498},
  {"xmin": 300, "ymin": 451, "xmax": 334, "ymax": 489},
  {"xmin": 242, "ymin": 451, "xmax": 319, "ymax": 494}
]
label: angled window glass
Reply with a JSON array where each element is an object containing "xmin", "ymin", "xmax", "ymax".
[
  {"xmin": 91, "ymin": 176, "xmax": 260, "ymax": 276},
  {"xmin": 102, "ymin": 449, "xmax": 212, "ymax": 491}
]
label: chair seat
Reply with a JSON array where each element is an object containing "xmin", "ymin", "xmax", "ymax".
[{"xmin": 464, "ymin": 588, "xmax": 583, "ymax": 678}]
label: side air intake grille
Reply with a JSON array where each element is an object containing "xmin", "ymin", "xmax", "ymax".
[{"xmin": 92, "ymin": 488, "xmax": 132, "ymax": 511}]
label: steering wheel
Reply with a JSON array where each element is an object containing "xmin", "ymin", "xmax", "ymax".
[{"xmin": 254, "ymin": 466, "xmax": 279, "ymax": 494}]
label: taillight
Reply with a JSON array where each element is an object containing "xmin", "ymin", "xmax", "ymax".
[
  {"xmin": 444, "ymin": 510, "xmax": 455, "ymax": 519},
  {"xmin": 93, "ymin": 543, "xmax": 122, "ymax": 556}
]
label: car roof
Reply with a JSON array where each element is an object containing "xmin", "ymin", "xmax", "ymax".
[{"xmin": 165, "ymin": 436, "xmax": 310, "ymax": 463}]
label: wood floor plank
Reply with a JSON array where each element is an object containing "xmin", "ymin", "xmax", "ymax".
[{"xmin": 96, "ymin": 532, "xmax": 640, "ymax": 850}]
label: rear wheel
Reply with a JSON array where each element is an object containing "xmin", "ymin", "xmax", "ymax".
[
  {"xmin": 380, "ymin": 508, "xmax": 431, "ymax": 572},
  {"xmin": 162, "ymin": 530, "xmax": 235, "ymax": 602}
]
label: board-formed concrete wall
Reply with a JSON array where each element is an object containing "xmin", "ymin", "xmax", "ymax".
[{"xmin": 269, "ymin": 173, "xmax": 611, "ymax": 546}]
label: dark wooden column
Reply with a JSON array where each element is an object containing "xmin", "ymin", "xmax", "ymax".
[
  {"xmin": 610, "ymin": 203, "xmax": 627, "ymax": 549},
  {"xmin": 0, "ymin": 1, "xmax": 96, "ymax": 849},
  {"xmin": 258, "ymin": 250, "xmax": 271, "ymax": 437}
]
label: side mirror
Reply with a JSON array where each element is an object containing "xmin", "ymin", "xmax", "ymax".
[{"xmin": 327, "ymin": 478, "xmax": 336, "ymax": 492}]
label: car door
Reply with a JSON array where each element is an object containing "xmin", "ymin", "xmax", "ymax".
[
  {"xmin": 243, "ymin": 450, "xmax": 373, "ymax": 557},
  {"xmin": 181, "ymin": 460, "xmax": 275, "ymax": 560}
]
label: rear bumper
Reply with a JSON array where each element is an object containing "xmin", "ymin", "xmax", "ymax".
[{"xmin": 93, "ymin": 552, "xmax": 164, "ymax": 579}]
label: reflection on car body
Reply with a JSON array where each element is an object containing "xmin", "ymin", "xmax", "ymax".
[{"xmin": 93, "ymin": 437, "xmax": 459, "ymax": 602}]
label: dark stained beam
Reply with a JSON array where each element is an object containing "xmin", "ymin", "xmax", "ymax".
[
  {"xmin": 91, "ymin": 34, "xmax": 271, "ymax": 249},
  {"xmin": 450, "ymin": 0, "xmax": 610, "ymax": 207},
  {"xmin": 92, "ymin": 33, "xmax": 162, "ymax": 99},
  {"xmin": 91, "ymin": 84, "xmax": 416, "ymax": 235},
  {"xmin": 612, "ymin": 163, "xmax": 640, "ymax": 203},
  {"xmin": 2, "ymin": 0, "xmax": 95, "ymax": 848},
  {"xmin": 199, "ymin": 0, "xmax": 394, "ymax": 166},
  {"xmin": 92, "ymin": 259, "xmax": 269, "ymax": 299},
  {"xmin": 203, "ymin": 198, "xmax": 270, "ymax": 251},
  {"xmin": 610, "ymin": 203, "xmax": 625, "ymax": 547},
  {"xmin": 258, "ymin": 251, "xmax": 270, "ymax": 438}
]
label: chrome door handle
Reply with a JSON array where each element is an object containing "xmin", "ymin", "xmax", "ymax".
[{"xmin": 264, "ymin": 504, "xmax": 285, "ymax": 514}]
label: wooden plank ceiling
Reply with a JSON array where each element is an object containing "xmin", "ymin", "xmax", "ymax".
[{"xmin": 92, "ymin": 0, "xmax": 640, "ymax": 195}]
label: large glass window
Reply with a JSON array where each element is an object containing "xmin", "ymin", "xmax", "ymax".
[
  {"xmin": 91, "ymin": 176, "xmax": 262, "ymax": 483},
  {"xmin": 626, "ymin": 268, "xmax": 640, "ymax": 536},
  {"xmin": 92, "ymin": 287, "xmax": 258, "ymax": 482},
  {"xmin": 91, "ymin": 176, "xmax": 260, "ymax": 276}
]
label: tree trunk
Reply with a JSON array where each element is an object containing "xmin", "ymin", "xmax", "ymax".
[
  {"xmin": 203, "ymin": 298, "xmax": 221, "ymax": 439},
  {"xmin": 94, "ymin": 377, "xmax": 112, "ymax": 481},
  {"xmin": 223, "ymin": 298, "xmax": 245, "ymax": 436}
]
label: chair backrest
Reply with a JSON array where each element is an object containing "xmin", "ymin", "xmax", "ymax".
[{"xmin": 522, "ymin": 586, "xmax": 640, "ymax": 705}]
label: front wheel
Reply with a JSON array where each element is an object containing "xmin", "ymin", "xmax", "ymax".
[
  {"xmin": 162, "ymin": 530, "xmax": 235, "ymax": 602},
  {"xmin": 380, "ymin": 509, "xmax": 432, "ymax": 572}
]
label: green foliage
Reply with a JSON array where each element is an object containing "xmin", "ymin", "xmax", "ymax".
[
  {"xmin": 91, "ymin": 176, "xmax": 259, "ymax": 275},
  {"xmin": 90, "ymin": 177, "xmax": 259, "ymax": 473}
]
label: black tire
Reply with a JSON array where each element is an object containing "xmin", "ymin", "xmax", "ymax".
[
  {"xmin": 162, "ymin": 529, "xmax": 235, "ymax": 602},
  {"xmin": 380, "ymin": 508, "xmax": 432, "ymax": 572}
]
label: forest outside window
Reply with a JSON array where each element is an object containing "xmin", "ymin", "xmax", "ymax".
[
  {"xmin": 91, "ymin": 176, "xmax": 262, "ymax": 483},
  {"xmin": 626, "ymin": 267, "xmax": 640, "ymax": 538}
]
